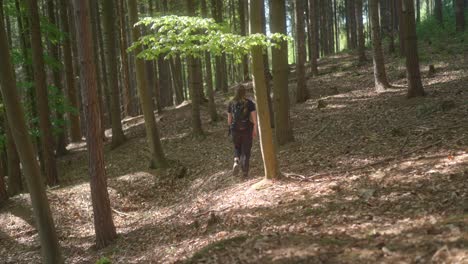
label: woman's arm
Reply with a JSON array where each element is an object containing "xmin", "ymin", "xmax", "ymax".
[
  {"xmin": 227, "ymin": 112, "xmax": 233, "ymax": 126},
  {"xmin": 250, "ymin": 111, "xmax": 258, "ymax": 138}
]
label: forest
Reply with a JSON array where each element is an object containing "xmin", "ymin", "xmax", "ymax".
[{"xmin": 0, "ymin": 0, "xmax": 467, "ymax": 263}]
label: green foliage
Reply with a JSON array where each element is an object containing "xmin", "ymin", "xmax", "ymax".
[
  {"xmin": 129, "ymin": 15, "xmax": 289, "ymax": 62},
  {"xmin": 95, "ymin": 257, "xmax": 111, "ymax": 264}
]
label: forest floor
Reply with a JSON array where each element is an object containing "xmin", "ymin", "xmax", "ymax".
[{"xmin": 1, "ymin": 47, "xmax": 467, "ymax": 263}]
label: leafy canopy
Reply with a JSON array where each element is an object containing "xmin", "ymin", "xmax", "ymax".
[{"xmin": 129, "ymin": 15, "xmax": 289, "ymax": 62}]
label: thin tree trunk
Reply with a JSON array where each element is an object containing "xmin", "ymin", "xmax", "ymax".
[
  {"xmin": 212, "ymin": 0, "xmax": 228, "ymax": 92},
  {"xmin": 295, "ymin": 0, "xmax": 309, "ymax": 103},
  {"xmin": 26, "ymin": 0, "xmax": 59, "ymax": 186},
  {"xmin": 370, "ymin": 0, "xmax": 391, "ymax": 91},
  {"xmin": 170, "ymin": 56, "xmax": 185, "ymax": 104},
  {"xmin": 398, "ymin": 0, "xmax": 406, "ymax": 56},
  {"xmin": 128, "ymin": 0, "xmax": 168, "ymax": 169},
  {"xmin": 72, "ymin": 0, "xmax": 117, "ymax": 248},
  {"xmin": 416, "ymin": 0, "xmax": 421, "ymax": 22},
  {"xmin": 308, "ymin": 0, "xmax": 319, "ymax": 76},
  {"xmin": 356, "ymin": 0, "xmax": 367, "ymax": 63},
  {"xmin": 239, "ymin": 0, "xmax": 249, "ymax": 80},
  {"xmin": 0, "ymin": 2, "xmax": 63, "ymax": 261},
  {"xmin": 249, "ymin": 0, "xmax": 280, "ymax": 180},
  {"xmin": 46, "ymin": 0, "xmax": 68, "ymax": 156},
  {"xmin": 117, "ymin": 0, "xmax": 135, "ymax": 117},
  {"xmin": 103, "ymin": 0, "xmax": 127, "ymax": 148},
  {"xmin": 200, "ymin": 0, "xmax": 218, "ymax": 122},
  {"xmin": 59, "ymin": 0, "xmax": 82, "ymax": 143},
  {"xmin": 5, "ymin": 118, "xmax": 22, "ymax": 195},
  {"xmin": 402, "ymin": 0, "xmax": 425, "ymax": 97},
  {"xmin": 271, "ymin": 0, "xmax": 293, "ymax": 145},
  {"xmin": 434, "ymin": 0, "xmax": 443, "ymax": 25},
  {"xmin": 455, "ymin": 0, "xmax": 465, "ymax": 32}
]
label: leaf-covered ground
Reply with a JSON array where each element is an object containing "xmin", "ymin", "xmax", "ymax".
[{"xmin": 0, "ymin": 48, "xmax": 467, "ymax": 263}]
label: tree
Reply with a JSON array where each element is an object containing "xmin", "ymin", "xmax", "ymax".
[
  {"xmin": 295, "ymin": 0, "xmax": 309, "ymax": 103},
  {"xmin": 434, "ymin": 0, "xmax": 443, "ymax": 25},
  {"xmin": 397, "ymin": 0, "xmax": 406, "ymax": 56},
  {"xmin": 455, "ymin": 0, "xmax": 465, "ymax": 32},
  {"xmin": 5, "ymin": 117, "xmax": 22, "ymax": 196},
  {"xmin": 26, "ymin": 0, "xmax": 59, "ymax": 186},
  {"xmin": 128, "ymin": 0, "xmax": 168, "ymax": 169},
  {"xmin": 308, "ymin": 0, "xmax": 319, "ymax": 76},
  {"xmin": 201, "ymin": 0, "xmax": 219, "ymax": 122},
  {"xmin": 250, "ymin": 0, "xmax": 280, "ymax": 179},
  {"xmin": 117, "ymin": 0, "xmax": 136, "ymax": 117},
  {"xmin": 356, "ymin": 0, "xmax": 367, "ymax": 63},
  {"xmin": 239, "ymin": 0, "xmax": 249, "ymax": 80},
  {"xmin": 59, "ymin": 0, "xmax": 82, "ymax": 143},
  {"xmin": 271, "ymin": 0, "xmax": 293, "ymax": 145},
  {"xmin": 369, "ymin": 0, "xmax": 391, "ymax": 91},
  {"xmin": 0, "ymin": 2, "xmax": 63, "ymax": 262},
  {"xmin": 212, "ymin": 0, "xmax": 228, "ymax": 92},
  {"xmin": 103, "ymin": 0, "xmax": 127, "ymax": 148},
  {"xmin": 72, "ymin": 0, "xmax": 117, "ymax": 248},
  {"xmin": 402, "ymin": 0, "xmax": 425, "ymax": 98}
]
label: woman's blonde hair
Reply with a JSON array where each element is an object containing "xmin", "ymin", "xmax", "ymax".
[{"xmin": 233, "ymin": 85, "xmax": 246, "ymax": 102}]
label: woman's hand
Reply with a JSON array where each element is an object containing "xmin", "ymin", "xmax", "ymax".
[{"xmin": 252, "ymin": 127, "xmax": 258, "ymax": 139}]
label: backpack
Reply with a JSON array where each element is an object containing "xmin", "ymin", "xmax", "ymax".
[{"xmin": 231, "ymin": 100, "xmax": 250, "ymax": 131}]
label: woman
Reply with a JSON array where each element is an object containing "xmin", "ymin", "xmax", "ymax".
[{"xmin": 227, "ymin": 85, "xmax": 257, "ymax": 177}]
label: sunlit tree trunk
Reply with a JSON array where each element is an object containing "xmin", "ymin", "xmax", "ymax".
[
  {"xmin": 295, "ymin": 0, "xmax": 309, "ymax": 103},
  {"xmin": 402, "ymin": 0, "xmax": 425, "ymax": 98},
  {"xmin": 26, "ymin": 0, "xmax": 59, "ymax": 186},
  {"xmin": 271, "ymin": 0, "xmax": 293, "ymax": 145},
  {"xmin": 370, "ymin": 0, "xmax": 391, "ymax": 92},
  {"xmin": 249, "ymin": 0, "xmax": 280, "ymax": 180},
  {"xmin": 103, "ymin": 0, "xmax": 126, "ymax": 148},
  {"xmin": 128, "ymin": 0, "xmax": 168, "ymax": 169},
  {"xmin": 0, "ymin": 2, "xmax": 63, "ymax": 261}
]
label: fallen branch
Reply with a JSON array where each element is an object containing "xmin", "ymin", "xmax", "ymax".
[
  {"xmin": 310, "ymin": 121, "xmax": 332, "ymax": 141},
  {"xmin": 112, "ymin": 208, "xmax": 134, "ymax": 217}
]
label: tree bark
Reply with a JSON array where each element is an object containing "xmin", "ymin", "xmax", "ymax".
[
  {"xmin": 416, "ymin": 0, "xmax": 420, "ymax": 22},
  {"xmin": 5, "ymin": 118, "xmax": 22, "ymax": 196},
  {"xmin": 295, "ymin": 0, "xmax": 309, "ymax": 103},
  {"xmin": 455, "ymin": 0, "xmax": 465, "ymax": 32},
  {"xmin": 212, "ymin": 0, "xmax": 228, "ymax": 92},
  {"xmin": 128, "ymin": 0, "xmax": 168, "ymax": 169},
  {"xmin": 26, "ymin": 0, "xmax": 59, "ymax": 186},
  {"xmin": 249, "ymin": 0, "xmax": 280, "ymax": 180},
  {"xmin": 397, "ymin": 0, "xmax": 406, "ymax": 56},
  {"xmin": 103, "ymin": 0, "xmax": 127, "ymax": 148},
  {"xmin": 271, "ymin": 0, "xmax": 293, "ymax": 145},
  {"xmin": 356, "ymin": 0, "xmax": 367, "ymax": 63},
  {"xmin": 59, "ymin": 0, "xmax": 82, "ymax": 143},
  {"xmin": 370, "ymin": 0, "xmax": 391, "ymax": 91},
  {"xmin": 117, "ymin": 0, "xmax": 136, "ymax": 117},
  {"xmin": 0, "ymin": 2, "xmax": 63, "ymax": 261},
  {"xmin": 72, "ymin": 0, "xmax": 117, "ymax": 248},
  {"xmin": 239, "ymin": 0, "xmax": 249, "ymax": 80},
  {"xmin": 200, "ymin": 0, "xmax": 218, "ymax": 122},
  {"xmin": 434, "ymin": 0, "xmax": 443, "ymax": 25},
  {"xmin": 170, "ymin": 56, "xmax": 185, "ymax": 105},
  {"xmin": 402, "ymin": 0, "xmax": 425, "ymax": 98},
  {"xmin": 46, "ymin": 0, "xmax": 68, "ymax": 156},
  {"xmin": 308, "ymin": 0, "xmax": 319, "ymax": 76}
]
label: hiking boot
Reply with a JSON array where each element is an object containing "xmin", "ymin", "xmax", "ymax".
[{"xmin": 232, "ymin": 158, "xmax": 240, "ymax": 176}]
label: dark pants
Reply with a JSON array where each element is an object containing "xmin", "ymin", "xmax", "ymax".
[{"xmin": 232, "ymin": 128, "xmax": 253, "ymax": 176}]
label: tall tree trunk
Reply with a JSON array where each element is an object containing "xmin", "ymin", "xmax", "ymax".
[
  {"xmin": 397, "ymin": 0, "xmax": 406, "ymax": 56},
  {"xmin": 348, "ymin": 0, "xmax": 357, "ymax": 49},
  {"xmin": 356, "ymin": 0, "xmax": 367, "ymax": 63},
  {"xmin": 434, "ymin": 0, "xmax": 443, "ymax": 25},
  {"xmin": 0, "ymin": 157, "xmax": 6, "ymax": 203},
  {"xmin": 72, "ymin": 0, "xmax": 117, "ymax": 248},
  {"xmin": 308, "ymin": 0, "xmax": 319, "ymax": 76},
  {"xmin": 186, "ymin": 0, "xmax": 204, "ymax": 136},
  {"xmin": 103, "ymin": 0, "xmax": 127, "ymax": 148},
  {"xmin": 117, "ymin": 0, "xmax": 135, "ymax": 117},
  {"xmin": 200, "ymin": 0, "xmax": 218, "ymax": 122},
  {"xmin": 5, "ymin": 118, "xmax": 22, "ymax": 195},
  {"xmin": 26, "ymin": 0, "xmax": 59, "ymax": 186},
  {"xmin": 128, "ymin": 0, "xmax": 168, "ymax": 169},
  {"xmin": 170, "ymin": 56, "xmax": 185, "ymax": 104},
  {"xmin": 271, "ymin": 0, "xmax": 293, "ymax": 145},
  {"xmin": 59, "ymin": 0, "xmax": 82, "ymax": 143},
  {"xmin": 239, "ymin": 0, "xmax": 249, "ymax": 80},
  {"xmin": 249, "ymin": 0, "xmax": 280, "ymax": 180},
  {"xmin": 389, "ymin": 0, "xmax": 396, "ymax": 53},
  {"xmin": 402, "ymin": 0, "xmax": 425, "ymax": 98},
  {"xmin": 295, "ymin": 0, "xmax": 309, "ymax": 103},
  {"xmin": 0, "ymin": 2, "xmax": 63, "ymax": 261},
  {"xmin": 370, "ymin": 0, "xmax": 391, "ymax": 91},
  {"xmin": 88, "ymin": 0, "xmax": 107, "ymax": 141},
  {"xmin": 455, "ymin": 0, "xmax": 465, "ymax": 32},
  {"xmin": 416, "ymin": 0, "xmax": 421, "ymax": 22},
  {"xmin": 212, "ymin": 0, "xmax": 228, "ymax": 92},
  {"xmin": 46, "ymin": 0, "xmax": 68, "ymax": 156}
]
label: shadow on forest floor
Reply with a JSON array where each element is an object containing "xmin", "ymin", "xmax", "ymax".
[{"xmin": 0, "ymin": 48, "xmax": 467, "ymax": 263}]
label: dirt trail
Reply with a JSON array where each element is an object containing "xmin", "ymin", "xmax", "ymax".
[{"xmin": 0, "ymin": 51, "xmax": 467, "ymax": 264}]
